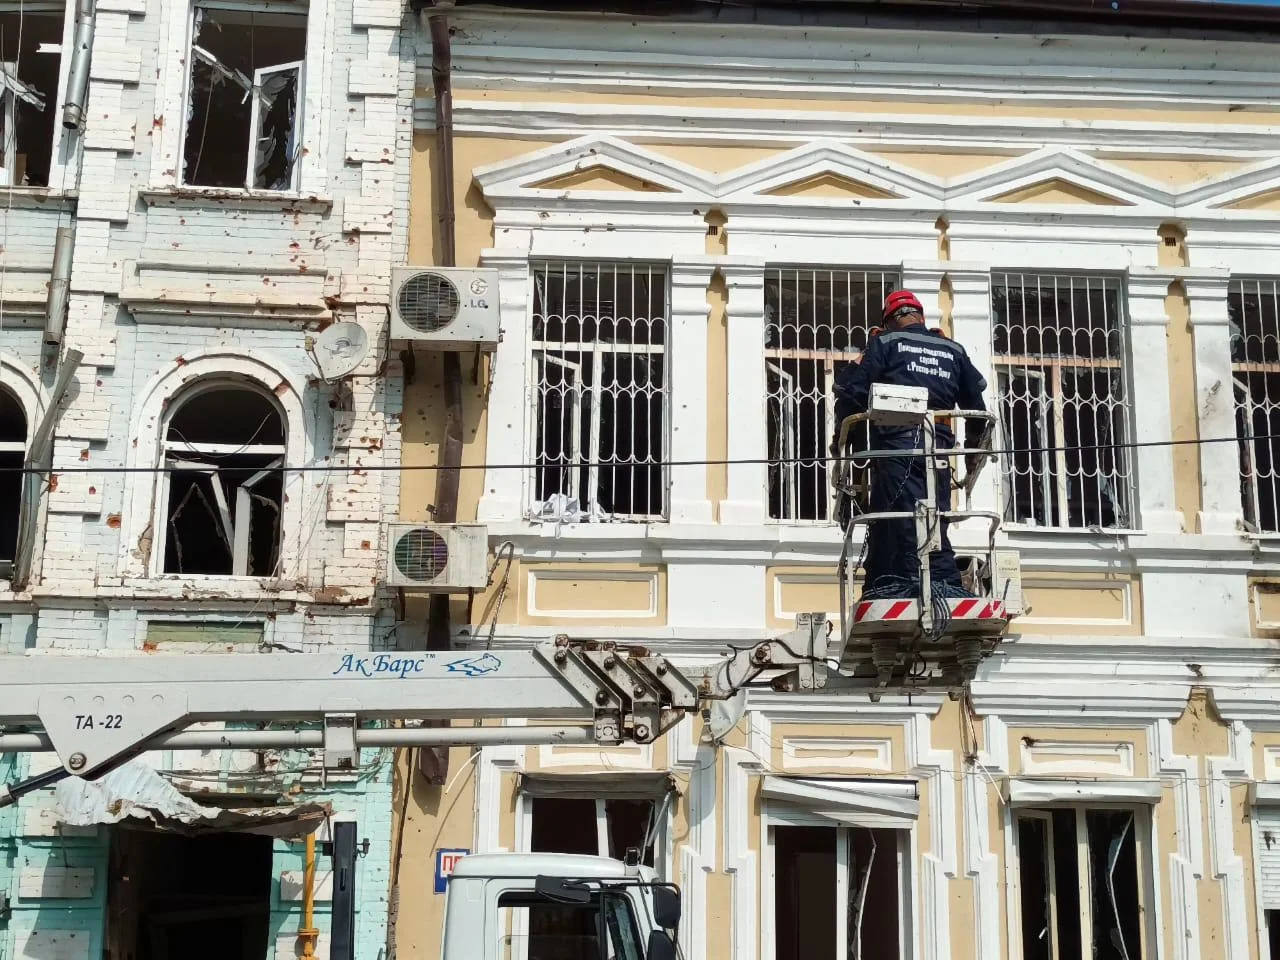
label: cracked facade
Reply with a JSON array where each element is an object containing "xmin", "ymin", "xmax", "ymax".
[{"xmin": 0, "ymin": 0, "xmax": 410, "ymax": 955}]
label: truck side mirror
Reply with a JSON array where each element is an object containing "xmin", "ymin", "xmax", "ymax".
[
  {"xmin": 647, "ymin": 930, "xmax": 677, "ymax": 960},
  {"xmin": 651, "ymin": 885, "xmax": 680, "ymax": 931}
]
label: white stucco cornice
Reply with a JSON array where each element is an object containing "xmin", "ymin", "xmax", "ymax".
[{"xmin": 473, "ymin": 136, "xmax": 1280, "ymax": 229}]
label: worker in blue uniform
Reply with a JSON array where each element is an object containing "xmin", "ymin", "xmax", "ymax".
[{"xmin": 833, "ymin": 290, "xmax": 988, "ymax": 598}]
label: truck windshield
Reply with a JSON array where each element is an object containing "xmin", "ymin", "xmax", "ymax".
[{"xmin": 497, "ymin": 890, "xmax": 645, "ymax": 960}]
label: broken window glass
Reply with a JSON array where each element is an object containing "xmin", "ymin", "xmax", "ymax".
[
  {"xmin": 528, "ymin": 796, "xmax": 659, "ymax": 867},
  {"xmin": 1015, "ymin": 807, "xmax": 1144, "ymax": 960},
  {"xmin": 0, "ymin": 5, "xmax": 64, "ymax": 187},
  {"xmin": 183, "ymin": 7, "xmax": 306, "ymax": 190},
  {"xmin": 161, "ymin": 384, "xmax": 285, "ymax": 577},
  {"xmin": 0, "ymin": 386, "xmax": 26, "ymax": 564}
]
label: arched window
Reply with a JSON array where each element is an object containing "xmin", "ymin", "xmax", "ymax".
[
  {"xmin": 160, "ymin": 383, "xmax": 285, "ymax": 576},
  {"xmin": 0, "ymin": 387, "xmax": 26, "ymax": 564}
]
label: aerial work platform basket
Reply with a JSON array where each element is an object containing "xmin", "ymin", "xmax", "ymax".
[{"xmin": 830, "ymin": 384, "xmax": 1021, "ymax": 697}]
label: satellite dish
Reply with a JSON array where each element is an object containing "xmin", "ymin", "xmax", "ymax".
[{"xmin": 310, "ymin": 322, "xmax": 370, "ymax": 382}]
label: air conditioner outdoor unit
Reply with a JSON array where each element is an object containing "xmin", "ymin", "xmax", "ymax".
[
  {"xmin": 389, "ymin": 266, "xmax": 500, "ymax": 350},
  {"xmin": 385, "ymin": 523, "xmax": 489, "ymax": 592}
]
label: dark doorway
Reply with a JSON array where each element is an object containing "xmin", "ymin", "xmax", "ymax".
[
  {"xmin": 104, "ymin": 827, "xmax": 273, "ymax": 960},
  {"xmin": 774, "ymin": 826, "xmax": 837, "ymax": 960}
]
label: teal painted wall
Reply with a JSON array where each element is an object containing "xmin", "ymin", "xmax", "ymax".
[{"xmin": 0, "ymin": 749, "xmax": 394, "ymax": 960}]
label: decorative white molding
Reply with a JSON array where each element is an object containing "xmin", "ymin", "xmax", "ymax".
[
  {"xmin": 1152, "ymin": 717, "xmax": 1200, "ymax": 960},
  {"xmin": 116, "ymin": 352, "xmax": 314, "ymax": 581},
  {"xmin": 438, "ymin": 13, "xmax": 1280, "ymax": 111},
  {"xmin": 1019, "ymin": 739, "xmax": 1135, "ymax": 777},
  {"xmin": 780, "ymin": 736, "xmax": 893, "ymax": 773},
  {"xmin": 719, "ymin": 259, "xmax": 769, "ymax": 526},
  {"xmin": 420, "ymin": 98, "xmax": 1280, "ymax": 157},
  {"xmin": 475, "ymin": 136, "xmax": 1280, "ymax": 225},
  {"xmin": 723, "ymin": 744, "xmax": 765, "ymax": 960},
  {"xmin": 1003, "ymin": 776, "xmax": 1163, "ymax": 804},
  {"xmin": 475, "ymin": 740, "xmax": 524, "ymax": 854},
  {"xmin": 525, "ymin": 568, "xmax": 659, "ymax": 620},
  {"xmin": 967, "ymin": 715, "xmax": 1008, "ymax": 960},
  {"xmin": 668, "ymin": 259, "xmax": 718, "ymax": 524},
  {"xmin": 671, "ymin": 719, "xmax": 715, "ymax": 960}
]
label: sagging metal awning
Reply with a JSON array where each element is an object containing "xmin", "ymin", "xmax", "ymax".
[
  {"xmin": 761, "ymin": 776, "xmax": 919, "ymax": 830},
  {"xmin": 517, "ymin": 771, "xmax": 676, "ymax": 801},
  {"xmin": 53, "ymin": 759, "xmax": 331, "ymax": 839}
]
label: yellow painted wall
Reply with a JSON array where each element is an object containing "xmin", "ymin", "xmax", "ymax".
[{"xmin": 395, "ymin": 42, "xmax": 1274, "ymax": 960}]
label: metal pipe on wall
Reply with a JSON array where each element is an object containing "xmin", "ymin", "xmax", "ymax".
[
  {"xmin": 421, "ymin": 0, "xmax": 463, "ymax": 654},
  {"xmin": 61, "ymin": 0, "xmax": 95, "ymax": 129},
  {"xmin": 42, "ymin": 226, "xmax": 75, "ymax": 351}
]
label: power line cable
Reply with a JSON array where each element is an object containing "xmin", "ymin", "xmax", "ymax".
[{"xmin": 0, "ymin": 428, "xmax": 1275, "ymax": 475}]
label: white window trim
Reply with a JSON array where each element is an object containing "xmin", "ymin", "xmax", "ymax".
[
  {"xmin": 154, "ymin": 381, "xmax": 287, "ymax": 577},
  {"xmin": 516, "ymin": 787, "xmax": 674, "ymax": 879},
  {"xmin": 1004, "ymin": 800, "xmax": 1158, "ymax": 960},
  {"xmin": 0, "ymin": 354, "xmax": 45, "ymax": 585},
  {"xmin": 524, "ymin": 260, "xmax": 673, "ymax": 524},
  {"xmin": 1004, "ymin": 776, "xmax": 1163, "ymax": 806},
  {"xmin": 0, "ymin": 0, "xmax": 77, "ymax": 192},
  {"xmin": 117, "ymin": 353, "xmax": 314, "ymax": 583},
  {"xmin": 150, "ymin": 0, "xmax": 328, "ymax": 196},
  {"xmin": 760, "ymin": 781, "xmax": 918, "ymax": 960}
]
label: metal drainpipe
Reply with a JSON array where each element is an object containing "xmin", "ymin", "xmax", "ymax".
[
  {"xmin": 61, "ymin": 0, "xmax": 94, "ymax": 129},
  {"xmin": 297, "ymin": 832, "xmax": 320, "ymax": 958},
  {"xmin": 42, "ymin": 226, "xmax": 74, "ymax": 360},
  {"xmin": 423, "ymin": 0, "xmax": 462, "ymax": 655}
]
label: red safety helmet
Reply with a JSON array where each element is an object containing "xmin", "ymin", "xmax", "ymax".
[{"xmin": 882, "ymin": 289, "xmax": 924, "ymax": 322}]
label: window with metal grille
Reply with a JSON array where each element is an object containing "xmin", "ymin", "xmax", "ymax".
[
  {"xmin": 992, "ymin": 273, "xmax": 1134, "ymax": 530},
  {"xmin": 1230, "ymin": 279, "xmax": 1280, "ymax": 533},
  {"xmin": 530, "ymin": 262, "xmax": 668, "ymax": 521},
  {"xmin": 765, "ymin": 268, "xmax": 898, "ymax": 522}
]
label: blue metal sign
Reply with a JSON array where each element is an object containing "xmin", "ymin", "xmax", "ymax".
[{"xmin": 435, "ymin": 848, "xmax": 470, "ymax": 894}]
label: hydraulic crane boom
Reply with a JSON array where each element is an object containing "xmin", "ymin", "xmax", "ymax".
[{"xmin": 0, "ymin": 638, "xmax": 702, "ymax": 807}]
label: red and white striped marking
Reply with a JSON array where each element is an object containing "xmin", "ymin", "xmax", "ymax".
[{"xmin": 854, "ymin": 598, "xmax": 1007, "ymax": 623}]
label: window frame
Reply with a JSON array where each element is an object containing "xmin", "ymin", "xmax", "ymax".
[
  {"xmin": 525, "ymin": 793, "xmax": 671, "ymax": 874},
  {"xmin": 763, "ymin": 821, "xmax": 913, "ymax": 960},
  {"xmin": 173, "ymin": 0, "xmax": 311, "ymax": 194},
  {"xmin": 153, "ymin": 379, "xmax": 287, "ymax": 578},
  {"xmin": 525, "ymin": 259, "xmax": 672, "ymax": 523},
  {"xmin": 0, "ymin": 383, "xmax": 30, "ymax": 573},
  {"xmin": 1228, "ymin": 277, "xmax": 1280, "ymax": 535},
  {"xmin": 989, "ymin": 270, "xmax": 1138, "ymax": 533},
  {"xmin": 761, "ymin": 264, "xmax": 901, "ymax": 526},
  {"xmin": 0, "ymin": 0, "xmax": 76, "ymax": 191},
  {"xmin": 1006, "ymin": 803, "xmax": 1156, "ymax": 960}
]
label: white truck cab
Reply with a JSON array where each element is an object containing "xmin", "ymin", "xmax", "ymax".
[{"xmin": 441, "ymin": 852, "xmax": 681, "ymax": 960}]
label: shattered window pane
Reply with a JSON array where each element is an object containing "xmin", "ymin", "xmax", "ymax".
[
  {"xmin": 161, "ymin": 383, "xmax": 286, "ymax": 577},
  {"xmin": 0, "ymin": 7, "xmax": 64, "ymax": 187},
  {"xmin": 1015, "ymin": 808, "xmax": 1144, "ymax": 960},
  {"xmin": 0, "ymin": 386, "xmax": 26, "ymax": 563},
  {"xmin": 183, "ymin": 7, "xmax": 306, "ymax": 190}
]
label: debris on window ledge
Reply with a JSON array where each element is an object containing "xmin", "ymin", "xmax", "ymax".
[{"xmin": 137, "ymin": 186, "xmax": 331, "ymax": 211}]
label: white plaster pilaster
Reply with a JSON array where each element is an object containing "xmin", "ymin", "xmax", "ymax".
[
  {"xmin": 905, "ymin": 711, "xmax": 954, "ymax": 960},
  {"xmin": 723, "ymin": 745, "xmax": 764, "ymax": 960},
  {"xmin": 477, "ymin": 250, "xmax": 532, "ymax": 522},
  {"xmin": 671, "ymin": 721, "xmax": 715, "ymax": 960},
  {"xmin": 1126, "ymin": 269, "xmax": 1184, "ymax": 534},
  {"xmin": 900, "ymin": 261, "xmax": 945, "ymax": 325},
  {"xmin": 1185, "ymin": 272, "xmax": 1246, "ymax": 535},
  {"xmin": 1207, "ymin": 720, "xmax": 1252, "ymax": 960},
  {"xmin": 965, "ymin": 715, "xmax": 1008, "ymax": 960},
  {"xmin": 1153, "ymin": 717, "xmax": 1202, "ymax": 960},
  {"xmin": 944, "ymin": 264, "xmax": 1002, "ymax": 519},
  {"xmin": 719, "ymin": 259, "xmax": 768, "ymax": 526},
  {"xmin": 668, "ymin": 259, "xmax": 717, "ymax": 523},
  {"xmin": 474, "ymin": 742, "xmax": 524, "ymax": 854}
]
